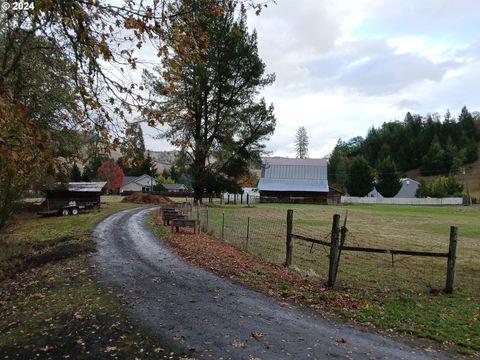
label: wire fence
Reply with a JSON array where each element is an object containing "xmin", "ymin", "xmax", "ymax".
[{"xmin": 190, "ymin": 204, "xmax": 480, "ymax": 295}]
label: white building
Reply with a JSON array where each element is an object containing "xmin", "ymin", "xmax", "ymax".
[{"xmin": 120, "ymin": 174, "xmax": 157, "ymax": 194}]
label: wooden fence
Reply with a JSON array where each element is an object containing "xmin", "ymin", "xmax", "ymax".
[{"xmin": 284, "ymin": 209, "xmax": 458, "ymax": 293}]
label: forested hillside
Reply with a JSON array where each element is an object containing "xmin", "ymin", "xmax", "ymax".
[{"xmin": 328, "ymin": 106, "xmax": 480, "ymax": 192}]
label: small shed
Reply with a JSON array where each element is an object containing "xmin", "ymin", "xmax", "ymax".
[{"xmin": 43, "ymin": 182, "xmax": 106, "ymax": 210}]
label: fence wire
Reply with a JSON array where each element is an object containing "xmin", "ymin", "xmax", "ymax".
[{"xmin": 191, "ymin": 204, "xmax": 479, "ymax": 295}]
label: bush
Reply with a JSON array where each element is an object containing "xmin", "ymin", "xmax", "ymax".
[{"xmin": 416, "ymin": 175, "xmax": 463, "ymax": 198}]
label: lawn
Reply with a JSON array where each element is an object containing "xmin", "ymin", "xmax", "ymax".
[
  {"xmin": 0, "ymin": 196, "xmax": 181, "ymax": 359},
  {"xmin": 196, "ymin": 202, "xmax": 480, "ymax": 354}
]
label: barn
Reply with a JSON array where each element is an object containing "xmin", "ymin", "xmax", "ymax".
[{"xmin": 257, "ymin": 157, "xmax": 332, "ymax": 204}]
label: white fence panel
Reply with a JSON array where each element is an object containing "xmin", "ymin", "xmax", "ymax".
[{"xmin": 341, "ymin": 196, "xmax": 463, "ymax": 205}]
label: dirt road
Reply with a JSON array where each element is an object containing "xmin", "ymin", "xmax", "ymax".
[{"xmin": 92, "ymin": 207, "xmax": 452, "ymax": 359}]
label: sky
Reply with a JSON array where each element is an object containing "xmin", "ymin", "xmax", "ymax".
[{"xmin": 143, "ymin": 0, "xmax": 480, "ymax": 158}]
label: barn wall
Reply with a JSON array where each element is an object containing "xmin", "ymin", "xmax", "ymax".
[{"xmin": 259, "ymin": 191, "xmax": 328, "ymax": 204}]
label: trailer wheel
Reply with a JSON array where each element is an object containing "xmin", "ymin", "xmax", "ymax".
[
  {"xmin": 70, "ymin": 207, "xmax": 79, "ymax": 215},
  {"xmin": 61, "ymin": 209, "xmax": 69, "ymax": 216}
]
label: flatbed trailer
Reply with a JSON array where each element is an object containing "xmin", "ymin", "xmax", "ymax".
[{"xmin": 38, "ymin": 202, "xmax": 98, "ymax": 217}]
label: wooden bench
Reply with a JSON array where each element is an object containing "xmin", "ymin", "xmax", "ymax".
[
  {"xmin": 171, "ymin": 219, "xmax": 200, "ymax": 234},
  {"xmin": 162, "ymin": 212, "xmax": 186, "ymax": 225}
]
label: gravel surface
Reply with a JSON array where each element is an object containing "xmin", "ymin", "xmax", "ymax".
[{"xmin": 92, "ymin": 207, "xmax": 453, "ymax": 360}]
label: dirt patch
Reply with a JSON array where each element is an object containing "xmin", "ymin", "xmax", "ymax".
[
  {"xmin": 122, "ymin": 192, "xmax": 173, "ymax": 205},
  {"xmin": 154, "ymin": 213, "xmax": 360, "ymax": 313}
]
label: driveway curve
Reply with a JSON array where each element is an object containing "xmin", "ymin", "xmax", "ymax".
[{"xmin": 92, "ymin": 207, "xmax": 452, "ymax": 360}]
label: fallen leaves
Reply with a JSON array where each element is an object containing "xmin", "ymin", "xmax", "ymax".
[
  {"xmin": 232, "ymin": 339, "xmax": 247, "ymax": 348},
  {"xmin": 251, "ymin": 331, "xmax": 265, "ymax": 340},
  {"xmin": 160, "ymin": 224, "xmax": 361, "ymax": 315}
]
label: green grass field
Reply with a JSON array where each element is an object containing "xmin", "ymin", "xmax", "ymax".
[{"xmin": 197, "ymin": 202, "xmax": 480, "ymax": 354}]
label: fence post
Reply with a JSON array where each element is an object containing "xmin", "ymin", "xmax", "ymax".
[
  {"xmin": 227, "ymin": 194, "xmax": 230, "ymax": 204},
  {"xmin": 445, "ymin": 226, "xmax": 458, "ymax": 294},
  {"xmin": 234, "ymin": 194, "xmax": 237, "ymax": 205},
  {"xmin": 206, "ymin": 209, "xmax": 209, "ymax": 233},
  {"xmin": 246, "ymin": 216, "xmax": 250, "ymax": 250},
  {"xmin": 327, "ymin": 214, "xmax": 341, "ymax": 288},
  {"xmin": 285, "ymin": 209, "xmax": 294, "ymax": 267},
  {"xmin": 333, "ymin": 217, "xmax": 348, "ymax": 284},
  {"xmin": 241, "ymin": 194, "xmax": 243, "ymax": 205},
  {"xmin": 220, "ymin": 195, "xmax": 223, "ymax": 205},
  {"xmin": 196, "ymin": 204, "xmax": 200, "ymax": 233},
  {"xmin": 247, "ymin": 193, "xmax": 249, "ymax": 205},
  {"xmin": 222, "ymin": 211, "xmax": 225, "ymax": 240}
]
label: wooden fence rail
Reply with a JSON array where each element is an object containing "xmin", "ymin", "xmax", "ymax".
[{"xmin": 285, "ymin": 209, "xmax": 458, "ymax": 293}]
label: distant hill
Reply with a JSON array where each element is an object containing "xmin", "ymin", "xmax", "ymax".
[
  {"xmin": 406, "ymin": 146, "xmax": 480, "ymax": 198},
  {"xmin": 107, "ymin": 149, "xmax": 178, "ymax": 173},
  {"xmin": 148, "ymin": 150, "xmax": 178, "ymax": 172}
]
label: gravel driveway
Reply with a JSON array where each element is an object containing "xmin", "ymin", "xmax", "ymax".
[{"xmin": 92, "ymin": 207, "xmax": 452, "ymax": 360}]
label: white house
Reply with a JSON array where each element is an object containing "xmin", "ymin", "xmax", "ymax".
[
  {"xmin": 368, "ymin": 178, "xmax": 420, "ymax": 198},
  {"xmin": 120, "ymin": 174, "xmax": 157, "ymax": 194},
  {"xmin": 163, "ymin": 183, "xmax": 188, "ymax": 192}
]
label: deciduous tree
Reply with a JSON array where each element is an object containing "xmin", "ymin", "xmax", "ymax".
[{"xmin": 96, "ymin": 159, "xmax": 124, "ymax": 192}]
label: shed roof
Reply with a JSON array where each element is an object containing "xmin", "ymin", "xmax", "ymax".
[
  {"xmin": 44, "ymin": 182, "xmax": 107, "ymax": 193},
  {"xmin": 68, "ymin": 182, "xmax": 107, "ymax": 192}
]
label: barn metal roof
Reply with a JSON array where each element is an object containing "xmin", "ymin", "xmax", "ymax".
[
  {"xmin": 257, "ymin": 179, "xmax": 329, "ymax": 192},
  {"xmin": 258, "ymin": 157, "xmax": 329, "ymax": 192}
]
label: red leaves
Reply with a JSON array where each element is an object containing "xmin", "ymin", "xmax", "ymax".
[{"xmin": 96, "ymin": 159, "xmax": 124, "ymax": 191}]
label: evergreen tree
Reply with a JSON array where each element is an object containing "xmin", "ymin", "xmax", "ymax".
[
  {"xmin": 70, "ymin": 163, "xmax": 82, "ymax": 182},
  {"xmin": 346, "ymin": 155, "xmax": 374, "ymax": 197},
  {"xmin": 141, "ymin": 152, "xmax": 158, "ymax": 177},
  {"xmin": 295, "ymin": 126, "xmax": 309, "ymax": 159},
  {"xmin": 169, "ymin": 165, "xmax": 179, "ymax": 182},
  {"xmin": 375, "ymin": 157, "xmax": 402, "ymax": 197},
  {"xmin": 421, "ymin": 135, "xmax": 448, "ymax": 175},
  {"xmin": 327, "ymin": 139, "xmax": 349, "ymax": 191}
]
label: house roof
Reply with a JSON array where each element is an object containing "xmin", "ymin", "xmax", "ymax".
[
  {"xmin": 258, "ymin": 157, "xmax": 329, "ymax": 192},
  {"xmin": 122, "ymin": 174, "xmax": 153, "ymax": 187},
  {"xmin": 122, "ymin": 176, "xmax": 138, "ymax": 186},
  {"xmin": 163, "ymin": 183, "xmax": 187, "ymax": 190}
]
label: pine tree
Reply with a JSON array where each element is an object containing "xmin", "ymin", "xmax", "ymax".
[
  {"xmin": 70, "ymin": 163, "xmax": 82, "ymax": 182},
  {"xmin": 375, "ymin": 157, "xmax": 402, "ymax": 197},
  {"xmin": 295, "ymin": 126, "xmax": 309, "ymax": 159},
  {"xmin": 346, "ymin": 156, "xmax": 374, "ymax": 197}
]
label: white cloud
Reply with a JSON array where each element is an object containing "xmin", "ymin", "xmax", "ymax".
[{"xmin": 145, "ymin": 0, "xmax": 480, "ymax": 159}]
